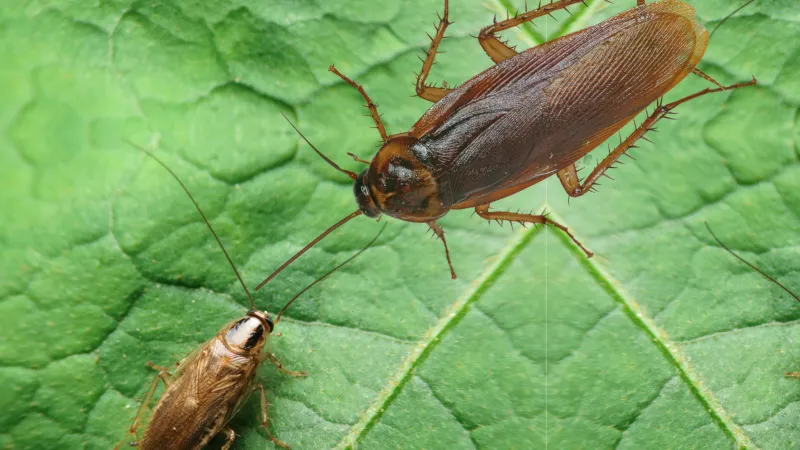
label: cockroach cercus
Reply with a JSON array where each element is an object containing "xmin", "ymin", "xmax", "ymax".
[
  {"xmin": 116, "ymin": 144, "xmax": 385, "ymax": 450},
  {"xmin": 254, "ymin": 0, "xmax": 756, "ymax": 288},
  {"xmin": 705, "ymin": 223, "xmax": 800, "ymax": 378}
]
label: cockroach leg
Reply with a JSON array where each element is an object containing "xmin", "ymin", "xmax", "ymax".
[
  {"xmin": 787, "ymin": 372, "xmax": 800, "ymax": 378},
  {"xmin": 427, "ymin": 221, "xmax": 457, "ymax": 279},
  {"xmin": 258, "ymin": 384, "xmax": 291, "ymax": 449},
  {"xmin": 416, "ymin": 0, "xmax": 454, "ymax": 103},
  {"xmin": 347, "ymin": 152, "xmax": 370, "ymax": 164},
  {"xmin": 145, "ymin": 361, "xmax": 174, "ymax": 375},
  {"xmin": 556, "ymin": 163, "xmax": 580, "ymax": 195},
  {"xmin": 267, "ymin": 352, "xmax": 308, "ymax": 377},
  {"xmin": 112, "ymin": 439, "xmax": 136, "ymax": 450},
  {"xmin": 474, "ymin": 204, "xmax": 593, "ymax": 258},
  {"xmin": 220, "ymin": 426, "xmax": 237, "ymax": 450},
  {"xmin": 559, "ymin": 78, "xmax": 756, "ymax": 198},
  {"xmin": 478, "ymin": 0, "xmax": 586, "ymax": 63},
  {"xmin": 112, "ymin": 438, "xmax": 132, "ymax": 450},
  {"xmin": 691, "ymin": 68, "xmax": 725, "ymax": 90},
  {"xmin": 115, "ymin": 367, "xmax": 173, "ymax": 449},
  {"xmin": 329, "ymin": 65, "xmax": 389, "ymax": 141}
]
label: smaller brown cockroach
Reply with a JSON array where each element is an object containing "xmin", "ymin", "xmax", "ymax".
[
  {"xmin": 254, "ymin": 0, "xmax": 757, "ymax": 288},
  {"xmin": 705, "ymin": 222, "xmax": 800, "ymax": 377},
  {"xmin": 115, "ymin": 144, "xmax": 385, "ymax": 450}
]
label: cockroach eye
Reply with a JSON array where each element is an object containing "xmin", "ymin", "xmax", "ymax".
[
  {"xmin": 354, "ymin": 170, "xmax": 380, "ymax": 218},
  {"xmin": 264, "ymin": 315, "xmax": 275, "ymax": 333}
]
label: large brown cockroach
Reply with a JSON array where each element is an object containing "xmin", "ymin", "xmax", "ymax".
[
  {"xmin": 255, "ymin": 0, "xmax": 756, "ymax": 287},
  {"xmin": 116, "ymin": 145, "xmax": 384, "ymax": 450}
]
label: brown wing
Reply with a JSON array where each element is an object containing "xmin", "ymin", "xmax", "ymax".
[
  {"xmin": 409, "ymin": 0, "xmax": 708, "ymax": 208},
  {"xmin": 140, "ymin": 339, "xmax": 259, "ymax": 450}
]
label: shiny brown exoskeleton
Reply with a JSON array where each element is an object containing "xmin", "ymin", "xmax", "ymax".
[
  {"xmin": 256, "ymin": 0, "xmax": 756, "ymax": 288},
  {"xmin": 116, "ymin": 146, "xmax": 383, "ymax": 450}
]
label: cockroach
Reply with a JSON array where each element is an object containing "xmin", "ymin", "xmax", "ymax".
[
  {"xmin": 705, "ymin": 223, "xmax": 800, "ymax": 377},
  {"xmin": 254, "ymin": 0, "xmax": 756, "ymax": 288},
  {"xmin": 116, "ymin": 145, "xmax": 385, "ymax": 450}
]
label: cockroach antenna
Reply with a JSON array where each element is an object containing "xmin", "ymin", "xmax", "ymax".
[
  {"xmin": 281, "ymin": 113, "xmax": 358, "ymax": 180},
  {"xmin": 710, "ymin": 0, "xmax": 755, "ymax": 38},
  {"xmin": 275, "ymin": 222, "xmax": 387, "ymax": 323},
  {"xmin": 126, "ymin": 140, "xmax": 258, "ymax": 311},
  {"xmin": 252, "ymin": 115, "xmax": 368, "ymax": 291},
  {"xmin": 255, "ymin": 209, "xmax": 363, "ymax": 291},
  {"xmin": 705, "ymin": 222, "xmax": 799, "ymax": 302}
]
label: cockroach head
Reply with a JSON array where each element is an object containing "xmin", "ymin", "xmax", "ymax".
[
  {"xmin": 354, "ymin": 169, "xmax": 380, "ymax": 218},
  {"xmin": 358, "ymin": 136, "xmax": 450, "ymax": 221},
  {"xmin": 223, "ymin": 310, "xmax": 274, "ymax": 354}
]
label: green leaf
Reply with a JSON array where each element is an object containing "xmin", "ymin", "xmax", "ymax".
[{"xmin": 1, "ymin": 0, "xmax": 797, "ymax": 449}]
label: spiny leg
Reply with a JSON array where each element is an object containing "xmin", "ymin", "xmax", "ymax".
[
  {"xmin": 113, "ymin": 365, "xmax": 173, "ymax": 449},
  {"xmin": 474, "ymin": 204, "xmax": 593, "ymax": 257},
  {"xmin": 478, "ymin": 0, "xmax": 587, "ymax": 63},
  {"xmin": 329, "ymin": 65, "xmax": 389, "ymax": 142},
  {"xmin": 787, "ymin": 372, "xmax": 800, "ymax": 378},
  {"xmin": 347, "ymin": 152, "xmax": 370, "ymax": 164},
  {"xmin": 258, "ymin": 384, "xmax": 291, "ymax": 449},
  {"xmin": 556, "ymin": 163, "xmax": 580, "ymax": 195},
  {"xmin": 145, "ymin": 361, "xmax": 175, "ymax": 373},
  {"xmin": 557, "ymin": 78, "xmax": 756, "ymax": 198},
  {"xmin": 416, "ymin": 0, "xmax": 454, "ymax": 103},
  {"xmin": 427, "ymin": 221, "xmax": 457, "ymax": 279},
  {"xmin": 220, "ymin": 426, "xmax": 237, "ymax": 450},
  {"xmin": 692, "ymin": 68, "xmax": 725, "ymax": 90},
  {"xmin": 267, "ymin": 352, "xmax": 307, "ymax": 377}
]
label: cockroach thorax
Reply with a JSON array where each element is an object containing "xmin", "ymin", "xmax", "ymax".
[
  {"xmin": 356, "ymin": 136, "xmax": 452, "ymax": 222},
  {"xmin": 223, "ymin": 311, "xmax": 273, "ymax": 354}
]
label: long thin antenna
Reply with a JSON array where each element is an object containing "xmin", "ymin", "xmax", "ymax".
[
  {"xmin": 126, "ymin": 141, "xmax": 257, "ymax": 310},
  {"xmin": 710, "ymin": 0, "xmax": 755, "ymax": 38},
  {"xmin": 255, "ymin": 209, "xmax": 363, "ymax": 291},
  {"xmin": 281, "ymin": 113, "xmax": 358, "ymax": 181},
  {"xmin": 276, "ymin": 222, "xmax": 387, "ymax": 323},
  {"xmin": 705, "ymin": 222, "xmax": 798, "ymax": 302}
]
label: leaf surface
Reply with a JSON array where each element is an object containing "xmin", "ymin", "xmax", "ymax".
[{"xmin": 0, "ymin": 1, "xmax": 798, "ymax": 449}]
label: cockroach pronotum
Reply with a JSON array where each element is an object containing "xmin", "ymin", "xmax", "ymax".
[
  {"xmin": 254, "ymin": 0, "xmax": 756, "ymax": 287},
  {"xmin": 115, "ymin": 144, "xmax": 385, "ymax": 450},
  {"xmin": 705, "ymin": 223, "xmax": 800, "ymax": 377}
]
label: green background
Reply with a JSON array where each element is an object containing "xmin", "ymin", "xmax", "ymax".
[{"xmin": 1, "ymin": 0, "xmax": 798, "ymax": 448}]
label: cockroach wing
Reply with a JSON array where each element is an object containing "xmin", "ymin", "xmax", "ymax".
[
  {"xmin": 140, "ymin": 339, "xmax": 259, "ymax": 450},
  {"xmin": 410, "ymin": 0, "xmax": 708, "ymax": 209}
]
